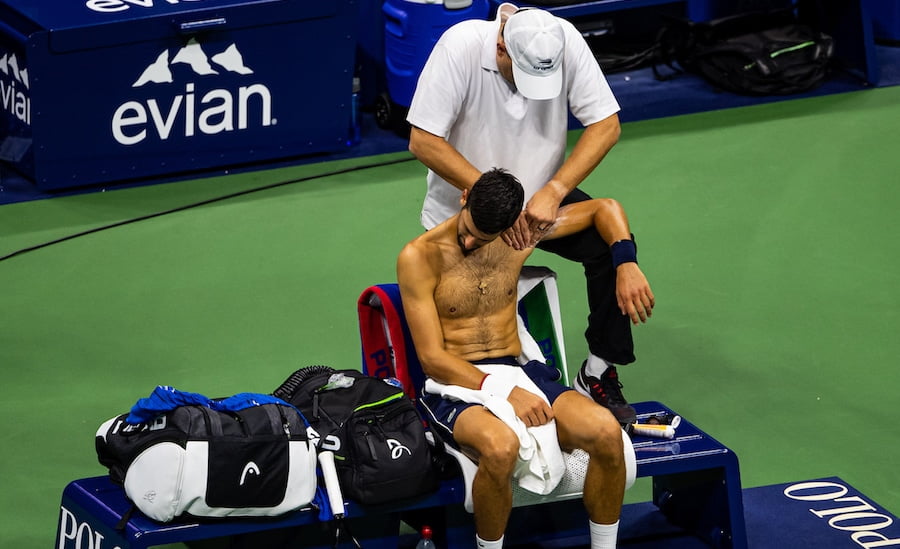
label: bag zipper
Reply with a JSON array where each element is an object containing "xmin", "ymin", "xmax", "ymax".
[{"xmin": 352, "ymin": 391, "xmax": 404, "ymax": 413}]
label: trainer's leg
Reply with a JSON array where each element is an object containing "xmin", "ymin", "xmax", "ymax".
[
  {"xmin": 538, "ymin": 189, "xmax": 637, "ymax": 424},
  {"xmin": 536, "ymin": 188, "xmax": 635, "ymax": 365},
  {"xmin": 453, "ymin": 405, "xmax": 520, "ymax": 543}
]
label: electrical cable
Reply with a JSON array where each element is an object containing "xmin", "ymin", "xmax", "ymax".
[{"xmin": 0, "ymin": 154, "xmax": 416, "ymax": 263}]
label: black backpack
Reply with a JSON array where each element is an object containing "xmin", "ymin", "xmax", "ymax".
[
  {"xmin": 274, "ymin": 366, "xmax": 438, "ymax": 505},
  {"xmin": 654, "ymin": 8, "xmax": 834, "ymax": 95}
]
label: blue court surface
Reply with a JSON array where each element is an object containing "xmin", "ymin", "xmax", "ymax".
[
  {"xmin": 491, "ymin": 478, "xmax": 900, "ymax": 548},
  {"xmin": 626, "ymin": 478, "xmax": 900, "ymax": 548}
]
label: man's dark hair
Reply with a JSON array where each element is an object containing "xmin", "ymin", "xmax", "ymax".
[{"xmin": 467, "ymin": 168, "xmax": 525, "ymax": 234}]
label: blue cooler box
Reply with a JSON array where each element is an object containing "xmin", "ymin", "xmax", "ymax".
[
  {"xmin": 0, "ymin": 0, "xmax": 357, "ymax": 191},
  {"xmin": 383, "ymin": 0, "xmax": 489, "ymax": 109}
]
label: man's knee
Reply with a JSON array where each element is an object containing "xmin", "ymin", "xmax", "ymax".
[
  {"xmin": 584, "ymin": 416, "xmax": 625, "ymax": 465},
  {"xmin": 473, "ymin": 428, "xmax": 520, "ymax": 478},
  {"xmin": 558, "ymin": 396, "xmax": 624, "ymax": 460}
]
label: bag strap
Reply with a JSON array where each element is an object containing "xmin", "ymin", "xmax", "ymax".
[
  {"xmin": 262, "ymin": 404, "xmax": 286, "ymax": 434},
  {"xmin": 202, "ymin": 407, "xmax": 224, "ymax": 437}
]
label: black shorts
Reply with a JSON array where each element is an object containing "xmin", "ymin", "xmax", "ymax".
[{"xmin": 419, "ymin": 358, "xmax": 571, "ymax": 444}]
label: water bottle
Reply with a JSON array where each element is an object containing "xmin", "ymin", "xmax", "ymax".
[
  {"xmin": 416, "ymin": 525, "xmax": 436, "ymax": 549},
  {"xmin": 346, "ymin": 76, "xmax": 361, "ymax": 147}
]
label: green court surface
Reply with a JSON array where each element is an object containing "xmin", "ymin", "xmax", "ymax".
[{"xmin": 2, "ymin": 86, "xmax": 898, "ymax": 548}]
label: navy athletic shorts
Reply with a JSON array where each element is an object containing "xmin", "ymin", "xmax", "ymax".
[{"xmin": 419, "ymin": 357, "xmax": 572, "ymax": 443}]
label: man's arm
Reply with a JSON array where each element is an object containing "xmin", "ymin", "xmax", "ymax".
[
  {"xmin": 506, "ymin": 113, "xmax": 622, "ymax": 249},
  {"xmin": 546, "ymin": 198, "xmax": 655, "ymax": 324},
  {"xmin": 408, "ymin": 126, "xmax": 483, "ymax": 193}
]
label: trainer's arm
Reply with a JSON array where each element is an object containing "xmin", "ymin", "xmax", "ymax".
[
  {"xmin": 408, "ymin": 126, "xmax": 483, "ymax": 193},
  {"xmin": 396, "ymin": 243, "xmax": 488, "ymax": 389},
  {"xmin": 523, "ymin": 113, "xmax": 621, "ymax": 232}
]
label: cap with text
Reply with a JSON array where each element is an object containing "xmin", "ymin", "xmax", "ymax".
[{"xmin": 503, "ymin": 7, "xmax": 565, "ymax": 100}]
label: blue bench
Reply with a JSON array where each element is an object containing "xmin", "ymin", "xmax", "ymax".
[
  {"xmin": 58, "ymin": 273, "xmax": 748, "ymax": 548},
  {"xmin": 57, "ymin": 401, "xmax": 746, "ymax": 549}
]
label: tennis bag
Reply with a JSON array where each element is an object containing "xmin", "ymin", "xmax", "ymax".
[
  {"xmin": 95, "ymin": 387, "xmax": 317, "ymax": 522},
  {"xmin": 655, "ymin": 8, "xmax": 834, "ymax": 95},
  {"xmin": 274, "ymin": 366, "xmax": 437, "ymax": 505}
]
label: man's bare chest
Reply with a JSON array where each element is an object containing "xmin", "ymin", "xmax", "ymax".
[{"xmin": 435, "ymin": 255, "xmax": 519, "ymax": 319}]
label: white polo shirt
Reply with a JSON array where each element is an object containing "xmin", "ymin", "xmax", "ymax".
[{"xmin": 407, "ymin": 9, "xmax": 620, "ymax": 229}]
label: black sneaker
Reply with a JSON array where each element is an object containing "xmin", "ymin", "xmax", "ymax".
[{"xmin": 574, "ymin": 363, "xmax": 637, "ymax": 426}]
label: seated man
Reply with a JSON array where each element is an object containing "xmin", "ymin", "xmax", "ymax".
[{"xmin": 397, "ymin": 168, "xmax": 654, "ymax": 549}]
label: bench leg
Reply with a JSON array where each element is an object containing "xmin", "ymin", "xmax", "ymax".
[{"xmin": 652, "ymin": 466, "xmax": 747, "ymax": 549}]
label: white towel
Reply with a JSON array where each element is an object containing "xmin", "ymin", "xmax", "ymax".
[{"xmin": 424, "ymin": 363, "xmax": 566, "ymax": 495}]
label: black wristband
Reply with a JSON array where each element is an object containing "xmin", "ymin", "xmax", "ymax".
[{"xmin": 611, "ymin": 239, "xmax": 637, "ymax": 268}]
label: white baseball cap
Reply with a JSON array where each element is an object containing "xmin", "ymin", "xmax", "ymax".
[{"xmin": 503, "ymin": 7, "xmax": 565, "ymax": 100}]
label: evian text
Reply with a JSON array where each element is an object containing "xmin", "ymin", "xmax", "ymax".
[
  {"xmin": 1, "ymin": 52, "xmax": 30, "ymax": 125},
  {"xmin": 86, "ymin": 0, "xmax": 205, "ymax": 13},
  {"xmin": 112, "ymin": 82, "xmax": 273, "ymax": 145},
  {"xmin": 0, "ymin": 78, "xmax": 28, "ymax": 125}
]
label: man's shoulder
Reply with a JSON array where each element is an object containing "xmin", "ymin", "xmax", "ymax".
[
  {"xmin": 399, "ymin": 236, "xmax": 428, "ymax": 261},
  {"xmin": 401, "ymin": 225, "xmax": 449, "ymax": 258}
]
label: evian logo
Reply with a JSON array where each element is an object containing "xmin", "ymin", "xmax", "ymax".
[
  {"xmin": 0, "ymin": 51, "xmax": 30, "ymax": 126},
  {"xmin": 87, "ymin": 0, "xmax": 207, "ymax": 14},
  {"xmin": 111, "ymin": 38, "xmax": 275, "ymax": 146}
]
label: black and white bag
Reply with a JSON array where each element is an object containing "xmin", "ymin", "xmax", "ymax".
[
  {"xmin": 654, "ymin": 8, "xmax": 834, "ymax": 95},
  {"xmin": 274, "ymin": 366, "xmax": 438, "ymax": 505},
  {"xmin": 95, "ymin": 388, "xmax": 318, "ymax": 522}
]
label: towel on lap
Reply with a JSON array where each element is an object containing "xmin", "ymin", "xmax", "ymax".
[{"xmin": 424, "ymin": 363, "xmax": 566, "ymax": 495}]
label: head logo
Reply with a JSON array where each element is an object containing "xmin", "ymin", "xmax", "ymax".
[
  {"xmin": 239, "ymin": 462, "xmax": 261, "ymax": 486},
  {"xmin": 0, "ymin": 51, "xmax": 30, "ymax": 126},
  {"xmin": 112, "ymin": 38, "xmax": 275, "ymax": 146}
]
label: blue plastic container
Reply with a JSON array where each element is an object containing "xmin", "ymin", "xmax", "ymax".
[{"xmin": 382, "ymin": 0, "xmax": 490, "ymax": 108}]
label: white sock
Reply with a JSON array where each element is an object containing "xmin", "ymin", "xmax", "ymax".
[
  {"xmin": 476, "ymin": 534, "xmax": 504, "ymax": 549},
  {"xmin": 589, "ymin": 520, "xmax": 619, "ymax": 549},
  {"xmin": 583, "ymin": 354, "xmax": 612, "ymax": 378}
]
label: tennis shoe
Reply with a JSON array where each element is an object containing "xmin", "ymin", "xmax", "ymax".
[{"xmin": 574, "ymin": 363, "xmax": 637, "ymax": 426}]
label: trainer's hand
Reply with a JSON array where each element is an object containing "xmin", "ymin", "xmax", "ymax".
[
  {"xmin": 616, "ymin": 263, "xmax": 655, "ymax": 324},
  {"xmin": 524, "ymin": 185, "xmax": 562, "ymax": 233},
  {"xmin": 507, "ymin": 386, "xmax": 553, "ymax": 427}
]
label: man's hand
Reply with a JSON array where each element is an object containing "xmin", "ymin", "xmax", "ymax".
[
  {"xmin": 616, "ymin": 263, "xmax": 655, "ymax": 324},
  {"xmin": 501, "ymin": 213, "xmax": 535, "ymax": 250},
  {"xmin": 501, "ymin": 185, "xmax": 564, "ymax": 250},
  {"xmin": 507, "ymin": 386, "xmax": 553, "ymax": 427}
]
